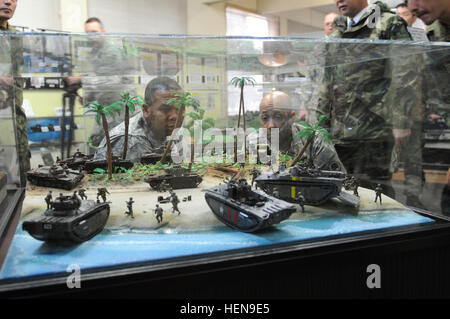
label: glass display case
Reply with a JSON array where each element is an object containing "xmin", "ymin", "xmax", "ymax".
[{"xmin": 0, "ymin": 32, "xmax": 449, "ymax": 298}]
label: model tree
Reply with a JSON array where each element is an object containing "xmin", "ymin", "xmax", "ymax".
[
  {"xmin": 183, "ymin": 107, "xmax": 215, "ymax": 170},
  {"xmin": 230, "ymin": 76, "xmax": 255, "ymax": 163},
  {"xmin": 290, "ymin": 115, "xmax": 332, "ymax": 167},
  {"xmin": 160, "ymin": 91, "xmax": 200, "ymax": 164},
  {"xmin": 116, "ymin": 92, "xmax": 144, "ymax": 160},
  {"xmin": 83, "ymin": 101, "xmax": 122, "ymax": 179}
]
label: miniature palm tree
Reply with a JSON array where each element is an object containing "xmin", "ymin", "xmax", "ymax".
[
  {"xmin": 230, "ymin": 76, "xmax": 255, "ymax": 163},
  {"xmin": 290, "ymin": 115, "xmax": 332, "ymax": 167},
  {"xmin": 83, "ymin": 101, "xmax": 122, "ymax": 179},
  {"xmin": 160, "ymin": 91, "xmax": 200, "ymax": 164},
  {"xmin": 183, "ymin": 107, "xmax": 215, "ymax": 170},
  {"xmin": 116, "ymin": 92, "xmax": 144, "ymax": 160}
]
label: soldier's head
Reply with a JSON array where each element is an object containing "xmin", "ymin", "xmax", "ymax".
[
  {"xmin": 334, "ymin": 0, "xmax": 368, "ymax": 18},
  {"xmin": 408, "ymin": 0, "xmax": 449, "ymax": 25},
  {"xmin": 397, "ymin": 3, "xmax": 417, "ymax": 26},
  {"xmin": 143, "ymin": 77, "xmax": 184, "ymax": 140},
  {"xmin": 85, "ymin": 17, "xmax": 105, "ymax": 33},
  {"xmin": 259, "ymin": 91, "xmax": 295, "ymax": 140},
  {"xmin": 324, "ymin": 12, "xmax": 339, "ymax": 36},
  {"xmin": 0, "ymin": 0, "xmax": 17, "ymax": 28}
]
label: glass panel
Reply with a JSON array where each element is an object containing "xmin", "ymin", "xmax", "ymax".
[{"xmin": 0, "ymin": 33, "xmax": 449, "ymax": 287}]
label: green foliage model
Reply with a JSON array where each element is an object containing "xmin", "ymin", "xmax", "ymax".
[
  {"xmin": 83, "ymin": 100, "xmax": 122, "ymax": 179},
  {"xmin": 290, "ymin": 115, "xmax": 332, "ymax": 167}
]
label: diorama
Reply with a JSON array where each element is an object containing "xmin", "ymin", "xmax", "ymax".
[{"xmin": 0, "ymin": 32, "xmax": 449, "ymax": 293}]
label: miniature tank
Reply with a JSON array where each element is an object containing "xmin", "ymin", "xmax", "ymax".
[
  {"xmin": 27, "ymin": 164, "xmax": 84, "ymax": 190},
  {"xmin": 57, "ymin": 150, "xmax": 93, "ymax": 170},
  {"xmin": 255, "ymin": 164, "xmax": 360, "ymax": 207},
  {"xmin": 145, "ymin": 165, "xmax": 202, "ymax": 190},
  {"xmin": 83, "ymin": 156, "xmax": 134, "ymax": 173},
  {"xmin": 22, "ymin": 196, "xmax": 110, "ymax": 243},
  {"xmin": 204, "ymin": 178, "xmax": 296, "ymax": 232},
  {"xmin": 140, "ymin": 146, "xmax": 171, "ymax": 165}
]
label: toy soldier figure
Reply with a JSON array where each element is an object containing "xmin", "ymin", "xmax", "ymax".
[
  {"xmin": 125, "ymin": 197, "xmax": 135, "ymax": 218},
  {"xmin": 169, "ymin": 190, "xmax": 181, "ymax": 215},
  {"xmin": 45, "ymin": 191, "xmax": 52, "ymax": 209},
  {"xmin": 159, "ymin": 180, "xmax": 171, "ymax": 193},
  {"xmin": 155, "ymin": 204, "xmax": 163, "ymax": 223},
  {"xmin": 272, "ymin": 188, "xmax": 280, "ymax": 199},
  {"xmin": 97, "ymin": 187, "xmax": 110, "ymax": 203},
  {"xmin": 250, "ymin": 168, "xmax": 261, "ymax": 188},
  {"xmin": 352, "ymin": 177, "xmax": 359, "ymax": 197},
  {"xmin": 72, "ymin": 191, "xmax": 81, "ymax": 207},
  {"xmin": 374, "ymin": 184, "xmax": 383, "ymax": 205},
  {"xmin": 78, "ymin": 188, "xmax": 87, "ymax": 200},
  {"xmin": 295, "ymin": 192, "xmax": 306, "ymax": 214}
]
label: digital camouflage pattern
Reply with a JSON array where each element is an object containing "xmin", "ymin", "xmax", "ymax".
[
  {"xmin": 247, "ymin": 122, "xmax": 345, "ymax": 172},
  {"xmin": 1, "ymin": 25, "xmax": 30, "ymax": 186},
  {"xmin": 94, "ymin": 112, "xmax": 167, "ymax": 162},
  {"xmin": 82, "ymin": 38, "xmax": 138, "ymax": 148},
  {"xmin": 425, "ymin": 20, "xmax": 450, "ymax": 128},
  {"xmin": 318, "ymin": 1, "xmax": 421, "ymax": 143}
]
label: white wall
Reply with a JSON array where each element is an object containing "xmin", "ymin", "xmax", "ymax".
[
  {"xmin": 87, "ymin": 0, "xmax": 187, "ymax": 34},
  {"xmin": 10, "ymin": 0, "xmax": 61, "ymax": 31},
  {"xmin": 9, "ymin": 0, "xmax": 187, "ymax": 34}
]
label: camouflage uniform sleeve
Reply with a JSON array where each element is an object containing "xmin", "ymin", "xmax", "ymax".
[{"xmin": 382, "ymin": 15, "xmax": 423, "ymax": 129}]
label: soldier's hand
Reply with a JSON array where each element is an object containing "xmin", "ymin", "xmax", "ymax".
[{"xmin": 392, "ymin": 129, "xmax": 411, "ymax": 150}]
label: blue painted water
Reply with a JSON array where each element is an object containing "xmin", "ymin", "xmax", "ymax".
[{"xmin": 0, "ymin": 209, "xmax": 433, "ymax": 281}]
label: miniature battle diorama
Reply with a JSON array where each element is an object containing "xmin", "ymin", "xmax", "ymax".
[{"xmin": 0, "ymin": 32, "xmax": 448, "ymax": 284}]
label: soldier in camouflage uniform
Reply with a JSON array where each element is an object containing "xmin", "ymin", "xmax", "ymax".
[
  {"xmin": 66, "ymin": 18, "xmax": 138, "ymax": 150},
  {"xmin": 0, "ymin": 0, "xmax": 30, "ymax": 187},
  {"xmin": 94, "ymin": 77, "xmax": 184, "ymax": 162},
  {"xmin": 248, "ymin": 91, "xmax": 345, "ymax": 172},
  {"xmin": 317, "ymin": 1, "xmax": 422, "ymax": 201}
]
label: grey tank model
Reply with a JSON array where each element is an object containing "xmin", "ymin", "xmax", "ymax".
[
  {"xmin": 145, "ymin": 165, "xmax": 202, "ymax": 190},
  {"xmin": 255, "ymin": 164, "xmax": 360, "ymax": 207},
  {"xmin": 22, "ymin": 196, "xmax": 110, "ymax": 243},
  {"xmin": 204, "ymin": 178, "xmax": 296, "ymax": 232},
  {"xmin": 57, "ymin": 150, "xmax": 93, "ymax": 170},
  {"xmin": 83, "ymin": 156, "xmax": 134, "ymax": 173},
  {"xmin": 27, "ymin": 164, "xmax": 84, "ymax": 190}
]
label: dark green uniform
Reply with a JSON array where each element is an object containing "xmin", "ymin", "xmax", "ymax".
[
  {"xmin": 318, "ymin": 2, "xmax": 421, "ymax": 183},
  {"xmin": 0, "ymin": 24, "xmax": 30, "ymax": 187}
]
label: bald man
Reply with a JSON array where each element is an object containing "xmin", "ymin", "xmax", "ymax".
[
  {"xmin": 248, "ymin": 91, "xmax": 345, "ymax": 171},
  {"xmin": 324, "ymin": 12, "xmax": 339, "ymax": 36}
]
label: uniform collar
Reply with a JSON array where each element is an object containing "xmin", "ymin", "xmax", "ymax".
[{"xmin": 347, "ymin": 6, "xmax": 370, "ymax": 29}]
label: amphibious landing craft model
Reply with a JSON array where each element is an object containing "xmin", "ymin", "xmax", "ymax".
[
  {"xmin": 255, "ymin": 164, "xmax": 360, "ymax": 207},
  {"xmin": 23, "ymin": 194, "xmax": 110, "ymax": 243},
  {"xmin": 204, "ymin": 178, "xmax": 296, "ymax": 233}
]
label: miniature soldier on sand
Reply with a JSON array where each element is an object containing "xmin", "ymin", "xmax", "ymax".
[
  {"xmin": 72, "ymin": 191, "xmax": 81, "ymax": 206},
  {"xmin": 295, "ymin": 192, "xmax": 306, "ymax": 214},
  {"xmin": 155, "ymin": 204, "xmax": 164, "ymax": 223},
  {"xmin": 374, "ymin": 184, "xmax": 383, "ymax": 205},
  {"xmin": 125, "ymin": 197, "xmax": 135, "ymax": 218},
  {"xmin": 169, "ymin": 190, "xmax": 181, "ymax": 215},
  {"xmin": 97, "ymin": 187, "xmax": 110, "ymax": 203},
  {"xmin": 272, "ymin": 188, "xmax": 280, "ymax": 199},
  {"xmin": 159, "ymin": 180, "xmax": 171, "ymax": 193},
  {"xmin": 45, "ymin": 191, "xmax": 52, "ymax": 210},
  {"xmin": 352, "ymin": 177, "xmax": 359, "ymax": 197},
  {"xmin": 251, "ymin": 168, "xmax": 261, "ymax": 188},
  {"xmin": 78, "ymin": 188, "xmax": 87, "ymax": 200}
]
